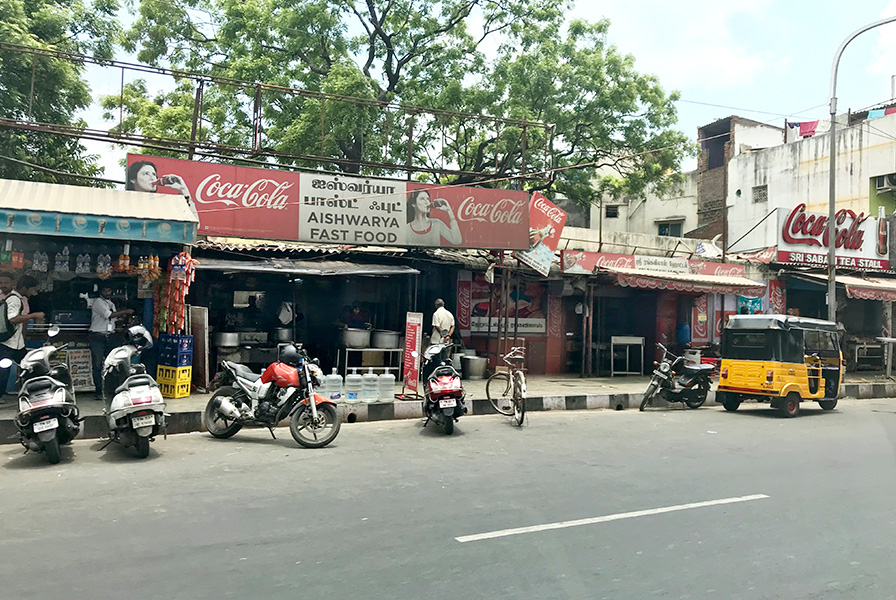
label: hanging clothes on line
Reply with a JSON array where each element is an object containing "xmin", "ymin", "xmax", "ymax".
[
  {"xmin": 798, "ymin": 121, "xmax": 819, "ymax": 138},
  {"xmin": 867, "ymin": 109, "xmax": 886, "ymax": 119}
]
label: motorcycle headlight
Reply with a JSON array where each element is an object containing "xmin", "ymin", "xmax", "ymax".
[
  {"xmin": 660, "ymin": 362, "xmax": 671, "ymax": 373},
  {"xmin": 309, "ymin": 364, "xmax": 323, "ymax": 386}
]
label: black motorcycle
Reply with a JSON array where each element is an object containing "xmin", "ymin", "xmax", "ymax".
[
  {"xmin": 640, "ymin": 343, "xmax": 714, "ymax": 411},
  {"xmin": 418, "ymin": 331, "xmax": 466, "ymax": 434}
]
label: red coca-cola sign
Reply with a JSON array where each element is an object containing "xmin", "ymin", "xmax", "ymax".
[
  {"xmin": 781, "ymin": 203, "xmax": 867, "ymax": 250},
  {"xmin": 127, "ymin": 154, "xmax": 300, "ymax": 240},
  {"xmin": 456, "ymin": 276, "xmax": 472, "ymax": 335},
  {"xmin": 407, "ymin": 183, "xmax": 529, "ymax": 249}
]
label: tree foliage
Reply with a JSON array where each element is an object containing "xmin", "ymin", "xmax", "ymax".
[
  {"xmin": 112, "ymin": 0, "xmax": 691, "ymax": 203},
  {"xmin": 0, "ymin": 0, "xmax": 121, "ymax": 184}
]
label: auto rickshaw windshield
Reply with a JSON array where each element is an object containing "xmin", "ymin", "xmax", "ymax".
[{"xmin": 721, "ymin": 328, "xmax": 804, "ymax": 362}]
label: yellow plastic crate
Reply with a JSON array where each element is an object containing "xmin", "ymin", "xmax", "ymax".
[
  {"xmin": 159, "ymin": 381, "xmax": 191, "ymax": 399},
  {"xmin": 157, "ymin": 366, "xmax": 192, "ymax": 385}
]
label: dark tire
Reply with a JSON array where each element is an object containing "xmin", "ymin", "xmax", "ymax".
[
  {"xmin": 486, "ymin": 372, "xmax": 514, "ymax": 415},
  {"xmin": 204, "ymin": 387, "xmax": 243, "ymax": 439},
  {"xmin": 819, "ymin": 398, "xmax": 838, "ymax": 411},
  {"xmin": 511, "ymin": 371, "xmax": 526, "ymax": 426},
  {"xmin": 134, "ymin": 435, "xmax": 150, "ymax": 459},
  {"xmin": 781, "ymin": 393, "xmax": 800, "ymax": 418},
  {"xmin": 45, "ymin": 437, "xmax": 61, "ymax": 464},
  {"xmin": 722, "ymin": 394, "xmax": 741, "ymax": 412},
  {"xmin": 640, "ymin": 381, "xmax": 658, "ymax": 411},
  {"xmin": 290, "ymin": 403, "xmax": 341, "ymax": 448},
  {"xmin": 685, "ymin": 380, "xmax": 709, "ymax": 409},
  {"xmin": 443, "ymin": 416, "xmax": 454, "ymax": 435}
]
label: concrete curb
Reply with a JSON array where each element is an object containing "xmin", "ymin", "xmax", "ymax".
[
  {"xmin": 1, "ymin": 384, "xmax": 890, "ymax": 444},
  {"xmin": 0, "ymin": 390, "xmax": 711, "ymax": 445}
]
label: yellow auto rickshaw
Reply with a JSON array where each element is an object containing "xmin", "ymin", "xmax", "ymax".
[{"xmin": 716, "ymin": 314, "xmax": 843, "ymax": 417}]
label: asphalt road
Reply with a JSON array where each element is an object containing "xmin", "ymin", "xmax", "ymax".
[{"xmin": 2, "ymin": 399, "xmax": 896, "ymax": 600}]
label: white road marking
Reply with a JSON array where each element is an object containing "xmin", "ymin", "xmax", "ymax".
[{"xmin": 455, "ymin": 494, "xmax": 770, "ymax": 543}]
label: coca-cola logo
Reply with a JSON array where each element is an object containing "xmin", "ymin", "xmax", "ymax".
[
  {"xmin": 195, "ymin": 174, "xmax": 293, "ymax": 210},
  {"xmin": 782, "ymin": 203, "xmax": 867, "ymax": 251},
  {"xmin": 691, "ymin": 262, "xmax": 744, "ymax": 278},
  {"xmin": 533, "ymin": 196, "xmax": 566, "ymax": 224},
  {"xmin": 594, "ymin": 256, "xmax": 635, "ymax": 270},
  {"xmin": 457, "ymin": 283, "xmax": 471, "ymax": 328},
  {"xmin": 457, "ymin": 197, "xmax": 526, "ymax": 225}
]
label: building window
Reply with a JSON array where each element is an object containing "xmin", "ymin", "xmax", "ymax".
[
  {"xmin": 752, "ymin": 185, "xmax": 768, "ymax": 203},
  {"xmin": 605, "ymin": 205, "xmax": 619, "ymax": 218},
  {"xmin": 658, "ymin": 221, "xmax": 683, "ymax": 237}
]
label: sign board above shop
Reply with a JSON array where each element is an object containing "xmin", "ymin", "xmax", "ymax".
[
  {"xmin": 126, "ymin": 154, "xmax": 530, "ymax": 250},
  {"xmin": 777, "ymin": 203, "xmax": 889, "ymax": 271}
]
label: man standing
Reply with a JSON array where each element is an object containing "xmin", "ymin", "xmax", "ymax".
[
  {"xmin": 431, "ymin": 298, "xmax": 455, "ymax": 344},
  {"xmin": 0, "ymin": 275, "xmax": 45, "ymax": 402},
  {"xmin": 89, "ymin": 285, "xmax": 133, "ymax": 400}
]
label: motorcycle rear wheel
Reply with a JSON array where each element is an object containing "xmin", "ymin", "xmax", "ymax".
[
  {"xmin": 443, "ymin": 416, "xmax": 454, "ymax": 435},
  {"xmin": 204, "ymin": 387, "xmax": 243, "ymax": 439},
  {"xmin": 685, "ymin": 381, "xmax": 709, "ymax": 409},
  {"xmin": 134, "ymin": 435, "xmax": 150, "ymax": 459},
  {"xmin": 290, "ymin": 403, "xmax": 341, "ymax": 448},
  {"xmin": 45, "ymin": 437, "xmax": 61, "ymax": 464}
]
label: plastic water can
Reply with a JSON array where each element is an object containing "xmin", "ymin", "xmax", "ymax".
[
  {"xmin": 325, "ymin": 368, "xmax": 343, "ymax": 402},
  {"xmin": 345, "ymin": 368, "xmax": 362, "ymax": 404},
  {"xmin": 361, "ymin": 367, "xmax": 379, "ymax": 403},
  {"xmin": 377, "ymin": 372, "xmax": 396, "ymax": 403}
]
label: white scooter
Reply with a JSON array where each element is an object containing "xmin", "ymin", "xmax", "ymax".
[
  {"xmin": 2, "ymin": 325, "xmax": 80, "ymax": 464},
  {"xmin": 100, "ymin": 325, "xmax": 166, "ymax": 458}
]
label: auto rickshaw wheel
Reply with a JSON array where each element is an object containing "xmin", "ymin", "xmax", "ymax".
[
  {"xmin": 818, "ymin": 398, "xmax": 838, "ymax": 410},
  {"xmin": 720, "ymin": 393, "xmax": 741, "ymax": 412},
  {"xmin": 781, "ymin": 393, "xmax": 800, "ymax": 418}
]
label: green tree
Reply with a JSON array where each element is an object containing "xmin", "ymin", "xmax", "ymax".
[
  {"xmin": 0, "ymin": 0, "xmax": 121, "ymax": 184},
  {"xmin": 113, "ymin": 0, "xmax": 691, "ymax": 202}
]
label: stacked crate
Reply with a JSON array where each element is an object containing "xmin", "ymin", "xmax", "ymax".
[{"xmin": 157, "ymin": 334, "xmax": 193, "ymax": 398}]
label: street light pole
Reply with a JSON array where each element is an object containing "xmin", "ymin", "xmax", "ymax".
[{"xmin": 828, "ymin": 17, "xmax": 896, "ymax": 323}]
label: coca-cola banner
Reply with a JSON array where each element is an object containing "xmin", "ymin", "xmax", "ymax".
[
  {"xmin": 692, "ymin": 295, "xmax": 709, "ymax": 341},
  {"xmin": 128, "ymin": 154, "xmax": 530, "ymax": 248},
  {"xmin": 126, "ymin": 154, "xmax": 300, "ymax": 240},
  {"xmin": 560, "ymin": 251, "xmax": 748, "ymax": 279},
  {"xmin": 406, "ymin": 182, "xmax": 528, "ymax": 249},
  {"xmin": 456, "ymin": 271, "xmax": 472, "ymax": 339},
  {"xmin": 777, "ymin": 203, "xmax": 889, "ymax": 270},
  {"xmin": 768, "ymin": 280, "xmax": 786, "ymax": 314},
  {"xmin": 514, "ymin": 192, "xmax": 567, "ymax": 276}
]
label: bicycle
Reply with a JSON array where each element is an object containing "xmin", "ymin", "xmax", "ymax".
[{"xmin": 485, "ymin": 346, "xmax": 527, "ymax": 426}]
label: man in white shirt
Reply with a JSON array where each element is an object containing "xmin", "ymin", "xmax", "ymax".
[
  {"xmin": 0, "ymin": 275, "xmax": 45, "ymax": 402},
  {"xmin": 431, "ymin": 298, "xmax": 456, "ymax": 344},
  {"xmin": 89, "ymin": 285, "xmax": 133, "ymax": 400}
]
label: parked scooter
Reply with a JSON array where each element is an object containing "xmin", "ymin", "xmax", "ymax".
[
  {"xmin": 100, "ymin": 325, "xmax": 166, "ymax": 458},
  {"xmin": 418, "ymin": 330, "xmax": 466, "ymax": 434},
  {"xmin": 1, "ymin": 325, "xmax": 80, "ymax": 464},
  {"xmin": 640, "ymin": 343, "xmax": 714, "ymax": 411},
  {"xmin": 204, "ymin": 344, "xmax": 340, "ymax": 448}
]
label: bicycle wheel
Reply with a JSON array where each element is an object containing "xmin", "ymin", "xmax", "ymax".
[
  {"xmin": 511, "ymin": 370, "xmax": 526, "ymax": 426},
  {"xmin": 486, "ymin": 372, "xmax": 514, "ymax": 415}
]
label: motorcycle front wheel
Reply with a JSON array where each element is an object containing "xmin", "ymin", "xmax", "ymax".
[
  {"xmin": 290, "ymin": 403, "xmax": 341, "ymax": 448},
  {"xmin": 640, "ymin": 381, "xmax": 658, "ymax": 411},
  {"xmin": 204, "ymin": 387, "xmax": 243, "ymax": 439}
]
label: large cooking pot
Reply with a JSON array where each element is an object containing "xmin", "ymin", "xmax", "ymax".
[
  {"xmin": 342, "ymin": 328, "xmax": 371, "ymax": 349},
  {"xmin": 371, "ymin": 330, "xmax": 400, "ymax": 349},
  {"xmin": 274, "ymin": 327, "xmax": 292, "ymax": 343},
  {"xmin": 214, "ymin": 332, "xmax": 240, "ymax": 349}
]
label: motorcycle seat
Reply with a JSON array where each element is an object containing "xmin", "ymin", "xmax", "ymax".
[
  {"xmin": 683, "ymin": 363, "xmax": 715, "ymax": 374},
  {"xmin": 115, "ymin": 375, "xmax": 158, "ymax": 395},
  {"xmin": 24, "ymin": 378, "xmax": 54, "ymax": 394},
  {"xmin": 231, "ymin": 363, "xmax": 261, "ymax": 382}
]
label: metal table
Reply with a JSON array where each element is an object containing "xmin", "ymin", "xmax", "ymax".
[
  {"xmin": 876, "ymin": 337, "xmax": 896, "ymax": 379},
  {"xmin": 610, "ymin": 336, "xmax": 645, "ymax": 376},
  {"xmin": 336, "ymin": 347, "xmax": 404, "ymax": 378}
]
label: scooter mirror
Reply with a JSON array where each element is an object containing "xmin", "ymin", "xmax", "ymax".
[
  {"xmin": 47, "ymin": 324, "xmax": 60, "ymax": 338},
  {"xmin": 411, "ymin": 351, "xmax": 419, "ymax": 358},
  {"xmin": 0, "ymin": 358, "xmax": 13, "ymax": 369}
]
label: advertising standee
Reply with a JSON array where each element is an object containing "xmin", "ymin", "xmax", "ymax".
[
  {"xmin": 403, "ymin": 312, "xmax": 424, "ymax": 394},
  {"xmin": 514, "ymin": 192, "xmax": 568, "ymax": 277}
]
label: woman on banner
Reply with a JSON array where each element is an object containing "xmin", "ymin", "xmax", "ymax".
[
  {"xmin": 126, "ymin": 160, "xmax": 199, "ymax": 220},
  {"xmin": 406, "ymin": 189, "xmax": 462, "ymax": 247}
]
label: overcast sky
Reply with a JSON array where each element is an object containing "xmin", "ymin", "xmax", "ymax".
[{"xmin": 81, "ymin": 0, "xmax": 896, "ymax": 181}]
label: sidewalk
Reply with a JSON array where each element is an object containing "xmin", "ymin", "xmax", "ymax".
[{"xmin": 0, "ymin": 374, "xmax": 890, "ymax": 444}]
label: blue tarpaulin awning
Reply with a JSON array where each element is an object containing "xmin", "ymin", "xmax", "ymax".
[{"xmin": 0, "ymin": 178, "xmax": 197, "ymax": 244}]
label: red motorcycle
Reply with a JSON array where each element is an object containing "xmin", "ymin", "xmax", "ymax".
[{"xmin": 204, "ymin": 344, "xmax": 341, "ymax": 448}]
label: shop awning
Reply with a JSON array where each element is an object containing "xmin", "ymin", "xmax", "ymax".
[
  {"xmin": 0, "ymin": 178, "xmax": 197, "ymax": 243},
  {"xmin": 598, "ymin": 265, "xmax": 767, "ymax": 296},
  {"xmin": 791, "ymin": 272, "xmax": 896, "ymax": 302},
  {"xmin": 194, "ymin": 257, "xmax": 419, "ymax": 277}
]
